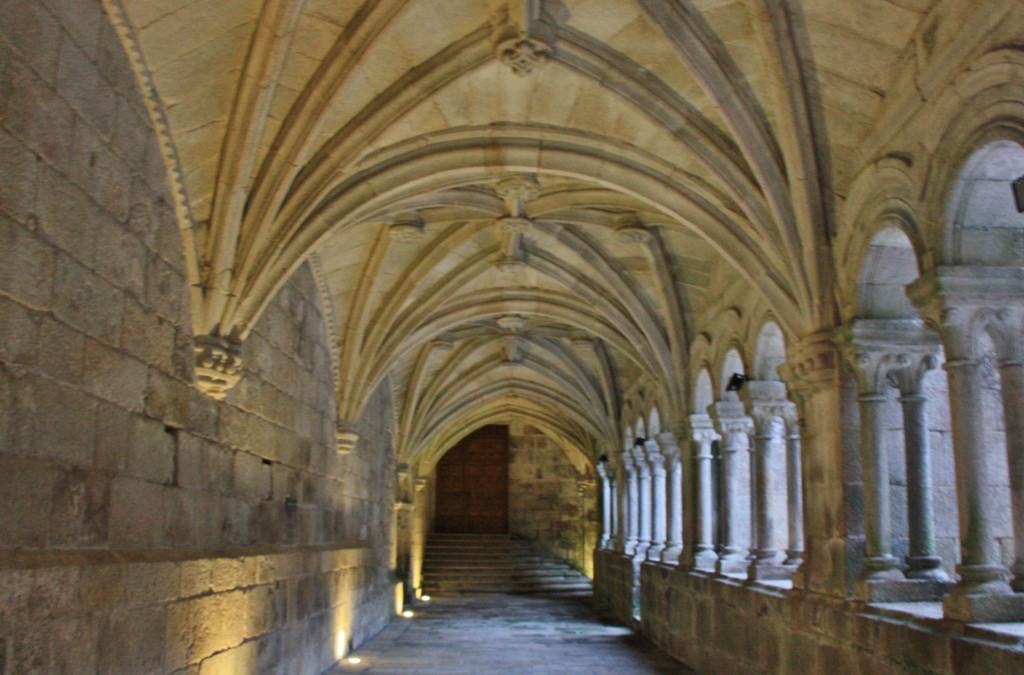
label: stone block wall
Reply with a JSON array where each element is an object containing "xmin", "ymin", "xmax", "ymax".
[
  {"xmin": 593, "ymin": 555, "xmax": 1024, "ymax": 674},
  {"xmin": 508, "ymin": 422, "xmax": 598, "ymax": 574},
  {"xmin": 0, "ymin": 3, "xmax": 396, "ymax": 671}
]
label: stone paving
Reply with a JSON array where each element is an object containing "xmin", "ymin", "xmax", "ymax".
[{"xmin": 331, "ymin": 594, "xmax": 691, "ymax": 674}]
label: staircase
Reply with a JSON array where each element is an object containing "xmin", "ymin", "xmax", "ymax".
[{"xmin": 422, "ymin": 534, "xmax": 592, "ymax": 598}]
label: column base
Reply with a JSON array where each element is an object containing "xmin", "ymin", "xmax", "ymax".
[
  {"xmin": 632, "ymin": 543, "xmax": 651, "ymax": 565},
  {"xmin": 1011, "ymin": 561, "xmax": 1024, "ymax": 593},
  {"xmin": 623, "ymin": 540, "xmax": 639, "ymax": 556},
  {"xmin": 746, "ymin": 561, "xmax": 792, "ymax": 582},
  {"xmin": 854, "ymin": 577, "xmax": 953, "ymax": 602},
  {"xmin": 646, "ymin": 543, "xmax": 666, "ymax": 562},
  {"xmin": 783, "ymin": 549, "xmax": 804, "ymax": 567},
  {"xmin": 659, "ymin": 545, "xmax": 682, "ymax": 565},
  {"xmin": 693, "ymin": 548, "xmax": 717, "ymax": 572},
  {"xmin": 943, "ymin": 589, "xmax": 1024, "ymax": 622},
  {"xmin": 905, "ymin": 556, "xmax": 950, "ymax": 581},
  {"xmin": 716, "ymin": 551, "xmax": 747, "ymax": 576}
]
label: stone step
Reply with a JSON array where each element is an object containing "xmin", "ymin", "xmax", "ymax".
[{"xmin": 421, "ymin": 535, "xmax": 593, "ymax": 596}]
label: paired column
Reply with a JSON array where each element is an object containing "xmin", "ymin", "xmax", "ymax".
[
  {"xmin": 714, "ymin": 400, "xmax": 754, "ymax": 576},
  {"xmin": 747, "ymin": 384, "xmax": 796, "ymax": 581},
  {"xmin": 659, "ymin": 432, "xmax": 684, "ymax": 565},
  {"xmin": 838, "ymin": 320, "xmax": 949, "ymax": 601},
  {"xmin": 645, "ymin": 440, "xmax": 668, "ymax": 561},
  {"xmin": 908, "ymin": 268, "xmax": 1024, "ymax": 621},
  {"xmin": 690, "ymin": 414, "xmax": 720, "ymax": 571}
]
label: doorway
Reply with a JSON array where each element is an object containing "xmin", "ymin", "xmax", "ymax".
[{"xmin": 434, "ymin": 425, "xmax": 510, "ymax": 533}]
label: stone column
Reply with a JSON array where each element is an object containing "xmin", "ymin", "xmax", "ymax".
[
  {"xmin": 622, "ymin": 448, "xmax": 639, "ymax": 556},
  {"xmin": 783, "ymin": 416, "xmax": 805, "ymax": 566},
  {"xmin": 747, "ymin": 384, "xmax": 795, "ymax": 581},
  {"xmin": 1000, "ymin": 358, "xmax": 1024, "ymax": 592},
  {"xmin": 714, "ymin": 400, "xmax": 754, "ymax": 576},
  {"xmin": 609, "ymin": 476, "xmax": 618, "ymax": 551},
  {"xmin": 646, "ymin": 440, "xmax": 668, "ymax": 562},
  {"xmin": 660, "ymin": 432, "xmax": 684, "ymax": 565},
  {"xmin": 888, "ymin": 354, "xmax": 949, "ymax": 583},
  {"xmin": 837, "ymin": 321, "xmax": 917, "ymax": 600},
  {"xmin": 598, "ymin": 462, "xmax": 612, "ymax": 549},
  {"xmin": 690, "ymin": 415, "xmax": 719, "ymax": 571},
  {"xmin": 909, "ymin": 267, "xmax": 1024, "ymax": 621},
  {"xmin": 635, "ymin": 444, "xmax": 653, "ymax": 562}
]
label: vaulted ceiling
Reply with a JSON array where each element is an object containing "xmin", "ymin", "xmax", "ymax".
[{"xmin": 110, "ymin": 0, "xmax": 1012, "ymax": 466}]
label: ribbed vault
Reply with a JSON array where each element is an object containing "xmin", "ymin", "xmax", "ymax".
[{"xmin": 107, "ymin": 0, "xmax": 978, "ymax": 466}]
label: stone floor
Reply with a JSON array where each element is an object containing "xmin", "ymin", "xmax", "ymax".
[{"xmin": 330, "ymin": 594, "xmax": 691, "ymax": 674}]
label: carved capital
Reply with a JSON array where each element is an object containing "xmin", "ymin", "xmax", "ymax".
[
  {"xmin": 194, "ymin": 335, "xmax": 242, "ymax": 400},
  {"xmin": 835, "ymin": 319, "xmax": 942, "ymax": 395},
  {"xmin": 750, "ymin": 400, "xmax": 797, "ymax": 435},
  {"xmin": 689, "ymin": 413, "xmax": 719, "ymax": 450}
]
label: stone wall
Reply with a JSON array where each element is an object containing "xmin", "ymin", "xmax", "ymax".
[
  {"xmin": 508, "ymin": 422, "xmax": 598, "ymax": 574},
  {"xmin": 592, "ymin": 555, "xmax": 1024, "ymax": 674},
  {"xmin": 0, "ymin": 3, "xmax": 395, "ymax": 671}
]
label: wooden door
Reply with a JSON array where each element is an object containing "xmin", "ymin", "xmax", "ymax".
[{"xmin": 434, "ymin": 425, "xmax": 509, "ymax": 533}]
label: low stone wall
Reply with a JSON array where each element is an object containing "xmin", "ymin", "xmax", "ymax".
[
  {"xmin": 593, "ymin": 553, "xmax": 1024, "ymax": 674},
  {"xmin": 0, "ymin": 545, "xmax": 395, "ymax": 673},
  {"xmin": 593, "ymin": 549, "xmax": 637, "ymax": 625}
]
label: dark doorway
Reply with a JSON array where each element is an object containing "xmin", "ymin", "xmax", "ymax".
[{"xmin": 434, "ymin": 425, "xmax": 510, "ymax": 533}]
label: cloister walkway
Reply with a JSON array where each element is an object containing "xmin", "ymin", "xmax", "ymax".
[{"xmin": 331, "ymin": 594, "xmax": 690, "ymax": 674}]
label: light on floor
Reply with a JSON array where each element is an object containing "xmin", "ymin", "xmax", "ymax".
[
  {"xmin": 346, "ymin": 657, "xmax": 362, "ymax": 664},
  {"xmin": 421, "ymin": 595, "xmax": 431, "ymax": 601},
  {"xmin": 402, "ymin": 610, "xmax": 414, "ymax": 618}
]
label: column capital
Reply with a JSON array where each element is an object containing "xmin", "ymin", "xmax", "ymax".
[
  {"xmin": 834, "ymin": 319, "xmax": 942, "ymax": 395},
  {"xmin": 657, "ymin": 431, "xmax": 682, "ymax": 460},
  {"xmin": 749, "ymin": 399, "xmax": 798, "ymax": 435},
  {"xmin": 907, "ymin": 265, "xmax": 1024, "ymax": 361}
]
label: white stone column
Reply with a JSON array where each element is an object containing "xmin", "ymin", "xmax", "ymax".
[
  {"xmin": 622, "ymin": 448, "xmax": 639, "ymax": 556},
  {"xmin": 747, "ymin": 385, "xmax": 794, "ymax": 581},
  {"xmin": 609, "ymin": 476, "xmax": 618, "ymax": 551},
  {"xmin": 635, "ymin": 444, "xmax": 653, "ymax": 562},
  {"xmin": 690, "ymin": 415, "xmax": 719, "ymax": 571},
  {"xmin": 783, "ymin": 417, "xmax": 805, "ymax": 566},
  {"xmin": 598, "ymin": 462, "xmax": 613, "ymax": 549},
  {"xmin": 646, "ymin": 440, "xmax": 668, "ymax": 561},
  {"xmin": 714, "ymin": 400, "xmax": 754, "ymax": 576},
  {"xmin": 660, "ymin": 432, "xmax": 684, "ymax": 565}
]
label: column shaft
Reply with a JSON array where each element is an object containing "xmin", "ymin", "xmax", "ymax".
[
  {"xmin": 998, "ymin": 361, "xmax": 1024, "ymax": 591},
  {"xmin": 662, "ymin": 454, "xmax": 684, "ymax": 564},
  {"xmin": 858, "ymin": 393, "xmax": 901, "ymax": 579},
  {"xmin": 784, "ymin": 427, "xmax": 805, "ymax": 565},
  {"xmin": 944, "ymin": 359, "xmax": 1011, "ymax": 592},
  {"xmin": 900, "ymin": 393, "xmax": 947, "ymax": 579},
  {"xmin": 694, "ymin": 434, "xmax": 717, "ymax": 570}
]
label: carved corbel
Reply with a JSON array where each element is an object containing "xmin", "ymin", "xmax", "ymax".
[{"xmin": 194, "ymin": 335, "xmax": 243, "ymax": 399}]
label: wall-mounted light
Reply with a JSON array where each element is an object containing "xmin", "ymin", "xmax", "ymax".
[{"xmin": 726, "ymin": 372, "xmax": 746, "ymax": 392}]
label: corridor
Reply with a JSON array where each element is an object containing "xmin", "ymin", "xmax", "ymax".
[{"xmin": 331, "ymin": 594, "xmax": 688, "ymax": 674}]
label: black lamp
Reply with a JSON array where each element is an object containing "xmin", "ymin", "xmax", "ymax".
[
  {"xmin": 634, "ymin": 437, "xmax": 646, "ymax": 448},
  {"xmin": 1013, "ymin": 175, "xmax": 1024, "ymax": 213},
  {"xmin": 726, "ymin": 372, "xmax": 746, "ymax": 392}
]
